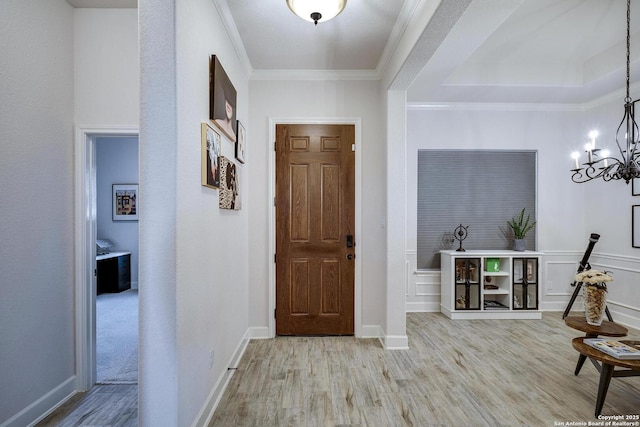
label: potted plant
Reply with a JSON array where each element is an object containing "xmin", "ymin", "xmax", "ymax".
[{"xmin": 508, "ymin": 208, "xmax": 536, "ymax": 251}]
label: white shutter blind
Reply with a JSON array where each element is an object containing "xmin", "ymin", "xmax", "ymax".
[{"xmin": 417, "ymin": 150, "xmax": 537, "ymax": 269}]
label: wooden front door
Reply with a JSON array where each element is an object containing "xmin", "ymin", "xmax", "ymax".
[{"xmin": 275, "ymin": 124, "xmax": 355, "ymax": 335}]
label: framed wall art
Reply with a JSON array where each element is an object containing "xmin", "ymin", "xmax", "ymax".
[
  {"xmin": 235, "ymin": 120, "xmax": 246, "ymax": 164},
  {"xmin": 634, "ymin": 205, "xmax": 640, "ymax": 248},
  {"xmin": 219, "ymin": 156, "xmax": 240, "ymax": 210},
  {"xmin": 201, "ymin": 122, "xmax": 221, "ymax": 189},
  {"xmin": 210, "ymin": 55, "xmax": 237, "ymax": 142},
  {"xmin": 112, "ymin": 184, "xmax": 138, "ymax": 221}
]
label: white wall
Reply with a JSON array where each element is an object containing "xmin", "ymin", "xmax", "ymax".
[
  {"xmin": 406, "ymin": 106, "xmax": 588, "ymax": 313},
  {"xmin": 0, "ymin": 1, "xmax": 75, "ymax": 425},
  {"xmin": 74, "ymin": 8, "xmax": 139, "ymax": 127},
  {"xmin": 139, "ymin": 0, "xmax": 250, "ymax": 425},
  {"xmin": 97, "ymin": 136, "xmax": 140, "ymax": 287},
  {"xmin": 139, "ymin": 0, "xmax": 180, "ymax": 423},
  {"xmin": 248, "ymin": 80, "xmax": 387, "ymax": 333},
  {"xmin": 175, "ymin": 1, "xmax": 249, "ymax": 425},
  {"xmin": 581, "ymin": 93, "xmax": 640, "ymax": 328},
  {"xmin": 406, "ymin": 102, "xmax": 640, "ymax": 329}
]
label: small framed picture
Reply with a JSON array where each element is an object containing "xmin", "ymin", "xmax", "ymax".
[
  {"xmin": 219, "ymin": 156, "xmax": 240, "ymax": 210},
  {"xmin": 235, "ymin": 120, "xmax": 246, "ymax": 164},
  {"xmin": 633, "ymin": 205, "xmax": 640, "ymax": 248},
  {"xmin": 112, "ymin": 184, "xmax": 138, "ymax": 221},
  {"xmin": 633, "ymin": 178, "xmax": 640, "ymax": 196},
  {"xmin": 201, "ymin": 122, "xmax": 221, "ymax": 189}
]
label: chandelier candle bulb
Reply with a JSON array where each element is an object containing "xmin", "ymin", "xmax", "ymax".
[
  {"xmin": 572, "ymin": 152, "xmax": 580, "ymax": 169},
  {"xmin": 570, "ymin": 0, "xmax": 640, "ymax": 184}
]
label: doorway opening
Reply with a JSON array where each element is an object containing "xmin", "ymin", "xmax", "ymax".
[
  {"xmin": 95, "ymin": 136, "xmax": 139, "ymax": 384},
  {"xmin": 74, "ymin": 127, "xmax": 139, "ymax": 390}
]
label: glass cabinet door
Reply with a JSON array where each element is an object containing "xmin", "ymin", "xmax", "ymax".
[
  {"xmin": 455, "ymin": 258, "xmax": 481, "ymax": 310},
  {"xmin": 513, "ymin": 258, "xmax": 538, "ymax": 310}
]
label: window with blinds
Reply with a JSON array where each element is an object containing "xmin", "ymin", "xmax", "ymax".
[{"xmin": 417, "ymin": 150, "xmax": 537, "ymax": 269}]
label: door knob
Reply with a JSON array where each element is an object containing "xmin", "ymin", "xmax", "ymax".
[{"xmin": 346, "ymin": 253, "xmax": 354, "ymax": 260}]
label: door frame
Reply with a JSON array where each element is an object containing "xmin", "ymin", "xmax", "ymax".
[
  {"xmin": 74, "ymin": 125, "xmax": 139, "ymax": 391},
  {"xmin": 268, "ymin": 118, "xmax": 362, "ymax": 338}
]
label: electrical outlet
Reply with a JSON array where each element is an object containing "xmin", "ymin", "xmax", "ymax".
[{"xmin": 209, "ymin": 348, "xmax": 215, "ymax": 368}]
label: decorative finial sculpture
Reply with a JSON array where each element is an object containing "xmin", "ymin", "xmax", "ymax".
[{"xmin": 454, "ymin": 224, "xmax": 469, "ymax": 252}]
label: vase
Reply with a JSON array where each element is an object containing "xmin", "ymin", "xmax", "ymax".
[
  {"xmin": 513, "ymin": 239, "xmax": 526, "ymax": 251},
  {"xmin": 583, "ymin": 285, "xmax": 607, "ymax": 326}
]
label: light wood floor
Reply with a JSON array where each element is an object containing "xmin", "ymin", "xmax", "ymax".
[
  {"xmin": 36, "ymin": 384, "xmax": 137, "ymax": 426},
  {"xmin": 37, "ymin": 312, "xmax": 640, "ymax": 426},
  {"xmin": 209, "ymin": 312, "xmax": 640, "ymax": 426}
]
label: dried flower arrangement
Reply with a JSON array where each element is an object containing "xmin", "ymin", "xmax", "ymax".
[{"xmin": 575, "ymin": 269, "xmax": 613, "ymax": 291}]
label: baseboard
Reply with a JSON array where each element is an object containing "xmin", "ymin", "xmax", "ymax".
[
  {"xmin": 382, "ymin": 333, "xmax": 409, "ymax": 350},
  {"xmin": 247, "ymin": 326, "xmax": 270, "ymax": 339},
  {"xmin": 406, "ymin": 301, "xmax": 440, "ymax": 312},
  {"xmin": 540, "ymin": 301, "xmax": 578, "ymax": 312},
  {"xmin": 191, "ymin": 329, "xmax": 251, "ymax": 427},
  {"xmin": 610, "ymin": 309, "xmax": 640, "ymax": 331},
  {"xmin": 360, "ymin": 324, "xmax": 382, "ymax": 339},
  {"xmin": 1, "ymin": 376, "xmax": 76, "ymax": 427}
]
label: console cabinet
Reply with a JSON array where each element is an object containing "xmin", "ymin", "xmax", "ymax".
[
  {"xmin": 97, "ymin": 252, "xmax": 131, "ymax": 294},
  {"xmin": 440, "ymin": 250, "xmax": 543, "ymax": 319}
]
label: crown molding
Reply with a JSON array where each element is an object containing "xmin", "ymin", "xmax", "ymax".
[
  {"xmin": 250, "ymin": 69, "xmax": 379, "ymax": 81},
  {"xmin": 214, "ymin": 0, "xmax": 253, "ymax": 80},
  {"xmin": 375, "ymin": 0, "xmax": 421, "ymax": 80},
  {"xmin": 407, "ymin": 81, "xmax": 640, "ymax": 112},
  {"xmin": 406, "ymin": 102, "xmax": 585, "ymax": 112},
  {"xmin": 582, "ymin": 81, "xmax": 640, "ymax": 110}
]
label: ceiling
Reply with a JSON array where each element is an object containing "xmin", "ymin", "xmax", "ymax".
[
  {"xmin": 67, "ymin": 0, "xmax": 640, "ymax": 104},
  {"xmin": 224, "ymin": 0, "xmax": 408, "ymax": 72}
]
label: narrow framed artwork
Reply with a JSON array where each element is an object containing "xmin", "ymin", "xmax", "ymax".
[
  {"xmin": 633, "ymin": 178, "xmax": 640, "ymax": 195},
  {"xmin": 235, "ymin": 120, "xmax": 246, "ymax": 164},
  {"xmin": 112, "ymin": 184, "xmax": 138, "ymax": 221},
  {"xmin": 634, "ymin": 205, "xmax": 640, "ymax": 248},
  {"xmin": 201, "ymin": 122, "xmax": 221, "ymax": 189},
  {"xmin": 219, "ymin": 156, "xmax": 240, "ymax": 210},
  {"xmin": 210, "ymin": 55, "xmax": 237, "ymax": 142}
]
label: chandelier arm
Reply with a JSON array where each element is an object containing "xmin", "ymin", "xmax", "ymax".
[
  {"xmin": 615, "ymin": 117, "xmax": 628, "ymax": 160},
  {"xmin": 569, "ymin": 0, "xmax": 636, "ymax": 185},
  {"xmin": 628, "ymin": 109, "xmax": 640, "ymax": 159}
]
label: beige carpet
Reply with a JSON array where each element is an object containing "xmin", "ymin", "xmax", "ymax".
[{"xmin": 96, "ymin": 289, "xmax": 138, "ymax": 384}]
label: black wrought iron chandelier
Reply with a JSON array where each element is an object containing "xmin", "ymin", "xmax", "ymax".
[{"xmin": 571, "ymin": 0, "xmax": 640, "ymax": 184}]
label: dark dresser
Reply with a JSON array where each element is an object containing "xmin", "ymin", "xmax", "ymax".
[{"xmin": 96, "ymin": 252, "xmax": 131, "ymax": 293}]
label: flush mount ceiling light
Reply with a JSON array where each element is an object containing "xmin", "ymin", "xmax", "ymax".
[{"xmin": 286, "ymin": 0, "xmax": 347, "ymax": 26}]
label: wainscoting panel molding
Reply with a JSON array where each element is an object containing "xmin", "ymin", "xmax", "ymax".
[{"xmin": 405, "ymin": 249, "xmax": 640, "ymax": 329}]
